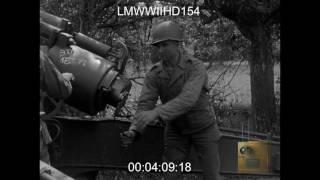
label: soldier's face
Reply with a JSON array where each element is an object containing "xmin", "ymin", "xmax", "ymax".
[{"xmin": 152, "ymin": 40, "xmax": 179, "ymax": 64}]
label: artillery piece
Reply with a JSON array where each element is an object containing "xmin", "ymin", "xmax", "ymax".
[
  {"xmin": 40, "ymin": 11, "xmax": 280, "ymax": 180},
  {"xmin": 40, "ymin": 10, "xmax": 132, "ymax": 116}
]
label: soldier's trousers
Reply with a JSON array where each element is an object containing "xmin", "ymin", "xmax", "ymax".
[{"xmin": 163, "ymin": 123, "xmax": 222, "ymax": 180}]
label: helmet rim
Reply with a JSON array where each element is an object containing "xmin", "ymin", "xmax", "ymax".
[{"xmin": 151, "ymin": 21, "xmax": 183, "ymax": 45}]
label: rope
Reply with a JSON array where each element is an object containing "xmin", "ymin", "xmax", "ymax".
[
  {"xmin": 46, "ymin": 119, "xmax": 62, "ymax": 142},
  {"xmin": 40, "ymin": 90, "xmax": 64, "ymax": 121}
]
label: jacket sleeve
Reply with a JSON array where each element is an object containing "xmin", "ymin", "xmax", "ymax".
[
  {"xmin": 129, "ymin": 72, "xmax": 159, "ymax": 133},
  {"xmin": 154, "ymin": 61, "xmax": 207, "ymax": 121},
  {"xmin": 136, "ymin": 72, "xmax": 159, "ymax": 113},
  {"xmin": 40, "ymin": 49, "xmax": 72, "ymax": 100}
]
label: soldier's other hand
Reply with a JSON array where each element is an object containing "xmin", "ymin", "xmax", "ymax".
[
  {"xmin": 120, "ymin": 130, "xmax": 137, "ymax": 148},
  {"xmin": 62, "ymin": 73, "xmax": 75, "ymax": 82},
  {"xmin": 134, "ymin": 110, "xmax": 159, "ymax": 130}
]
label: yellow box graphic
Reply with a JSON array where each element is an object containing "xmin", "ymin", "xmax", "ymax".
[{"xmin": 238, "ymin": 141, "xmax": 270, "ymax": 173}]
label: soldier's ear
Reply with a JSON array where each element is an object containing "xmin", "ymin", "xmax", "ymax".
[
  {"xmin": 170, "ymin": 40, "xmax": 182, "ymax": 48},
  {"xmin": 178, "ymin": 41, "xmax": 184, "ymax": 49}
]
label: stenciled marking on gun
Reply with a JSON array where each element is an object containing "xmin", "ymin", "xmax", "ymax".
[{"xmin": 59, "ymin": 49, "xmax": 74, "ymax": 65}]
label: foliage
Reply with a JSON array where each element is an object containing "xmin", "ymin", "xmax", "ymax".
[
  {"xmin": 40, "ymin": 0, "xmax": 279, "ymax": 69},
  {"xmin": 274, "ymin": 74, "xmax": 280, "ymax": 134}
]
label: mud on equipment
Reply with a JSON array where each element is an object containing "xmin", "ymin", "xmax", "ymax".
[{"xmin": 40, "ymin": 10, "xmax": 131, "ymax": 115}]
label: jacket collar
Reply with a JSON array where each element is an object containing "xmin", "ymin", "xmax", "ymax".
[{"xmin": 158, "ymin": 49, "xmax": 190, "ymax": 87}]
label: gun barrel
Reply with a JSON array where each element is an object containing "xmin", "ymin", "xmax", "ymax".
[
  {"xmin": 40, "ymin": 21, "xmax": 60, "ymax": 39},
  {"xmin": 74, "ymin": 33, "xmax": 112, "ymax": 58},
  {"xmin": 40, "ymin": 11, "xmax": 132, "ymax": 114},
  {"xmin": 40, "ymin": 10, "xmax": 72, "ymax": 33},
  {"xmin": 40, "ymin": 10, "xmax": 64, "ymax": 28},
  {"xmin": 40, "ymin": 10, "xmax": 112, "ymax": 58}
]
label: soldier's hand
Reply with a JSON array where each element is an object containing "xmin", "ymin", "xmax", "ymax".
[
  {"xmin": 134, "ymin": 110, "xmax": 159, "ymax": 130},
  {"xmin": 120, "ymin": 130, "xmax": 137, "ymax": 148},
  {"xmin": 62, "ymin": 73, "xmax": 75, "ymax": 82}
]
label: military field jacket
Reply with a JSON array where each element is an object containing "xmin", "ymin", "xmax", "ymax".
[{"xmin": 133, "ymin": 50, "xmax": 217, "ymax": 134}]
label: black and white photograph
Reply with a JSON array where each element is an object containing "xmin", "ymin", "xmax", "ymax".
[{"xmin": 40, "ymin": 0, "xmax": 280, "ymax": 180}]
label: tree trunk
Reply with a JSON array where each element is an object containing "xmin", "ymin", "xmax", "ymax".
[
  {"xmin": 248, "ymin": 24, "xmax": 276, "ymax": 133},
  {"xmin": 79, "ymin": 0, "xmax": 89, "ymax": 34}
]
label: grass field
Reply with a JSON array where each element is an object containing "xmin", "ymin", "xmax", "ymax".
[
  {"xmin": 122, "ymin": 61, "xmax": 281, "ymax": 135},
  {"xmin": 127, "ymin": 61, "xmax": 280, "ymax": 105},
  {"xmin": 125, "ymin": 61, "xmax": 280, "ymax": 115}
]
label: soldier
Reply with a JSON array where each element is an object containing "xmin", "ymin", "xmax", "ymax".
[
  {"xmin": 40, "ymin": 46, "xmax": 74, "ymax": 164},
  {"xmin": 121, "ymin": 21, "xmax": 222, "ymax": 180}
]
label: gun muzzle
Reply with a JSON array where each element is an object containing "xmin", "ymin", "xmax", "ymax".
[
  {"xmin": 74, "ymin": 33, "xmax": 112, "ymax": 58},
  {"xmin": 40, "ymin": 10, "xmax": 73, "ymax": 33}
]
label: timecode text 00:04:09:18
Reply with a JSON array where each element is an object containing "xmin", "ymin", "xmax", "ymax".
[{"xmin": 127, "ymin": 162, "xmax": 192, "ymax": 172}]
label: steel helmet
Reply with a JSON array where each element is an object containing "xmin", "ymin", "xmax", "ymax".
[{"xmin": 151, "ymin": 21, "xmax": 183, "ymax": 45}]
